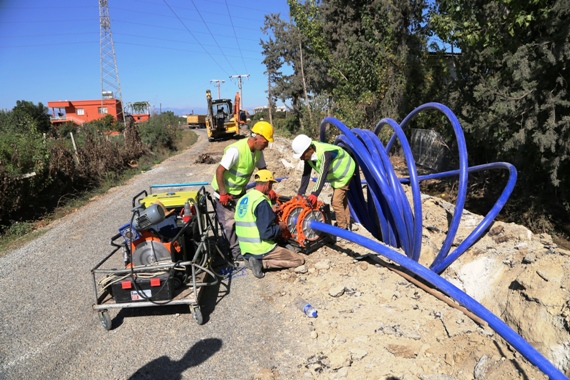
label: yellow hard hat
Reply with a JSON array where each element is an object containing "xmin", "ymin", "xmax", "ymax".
[
  {"xmin": 254, "ymin": 169, "xmax": 277, "ymax": 183},
  {"xmin": 251, "ymin": 121, "xmax": 274, "ymax": 142}
]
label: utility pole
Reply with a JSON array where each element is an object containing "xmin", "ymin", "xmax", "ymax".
[
  {"xmin": 99, "ymin": 0, "xmax": 125, "ymax": 123},
  {"xmin": 230, "ymin": 74, "xmax": 249, "ymax": 110},
  {"xmin": 210, "ymin": 79, "xmax": 225, "ymax": 99}
]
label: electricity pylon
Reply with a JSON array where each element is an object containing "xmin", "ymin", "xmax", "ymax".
[
  {"xmin": 210, "ymin": 79, "xmax": 225, "ymax": 99},
  {"xmin": 230, "ymin": 74, "xmax": 249, "ymax": 110},
  {"xmin": 99, "ymin": 0, "xmax": 125, "ymax": 122}
]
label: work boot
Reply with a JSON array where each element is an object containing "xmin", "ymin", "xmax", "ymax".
[{"xmin": 248, "ymin": 256, "xmax": 264, "ymax": 278}]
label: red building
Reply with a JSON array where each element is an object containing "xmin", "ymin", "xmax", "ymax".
[{"xmin": 48, "ymin": 98, "xmax": 125, "ymax": 126}]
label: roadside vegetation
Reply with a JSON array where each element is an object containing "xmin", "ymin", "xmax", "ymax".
[
  {"xmin": 258, "ymin": 0, "xmax": 570, "ymax": 245},
  {"xmin": 0, "ymin": 101, "xmax": 196, "ymax": 253}
]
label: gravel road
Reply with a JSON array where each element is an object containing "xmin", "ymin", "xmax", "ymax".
[
  {"xmin": 2, "ymin": 128, "xmax": 561, "ymax": 380},
  {"xmin": 0, "ymin": 130, "xmax": 311, "ymax": 380}
]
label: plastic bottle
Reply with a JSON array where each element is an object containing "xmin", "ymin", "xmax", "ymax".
[{"xmin": 294, "ymin": 297, "xmax": 317, "ymax": 318}]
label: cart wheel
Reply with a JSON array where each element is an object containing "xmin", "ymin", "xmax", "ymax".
[
  {"xmin": 98, "ymin": 310, "xmax": 112, "ymax": 331},
  {"xmin": 191, "ymin": 306, "xmax": 204, "ymax": 325}
]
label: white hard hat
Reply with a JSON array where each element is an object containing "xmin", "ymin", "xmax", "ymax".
[{"xmin": 292, "ymin": 134, "xmax": 312, "ymax": 159}]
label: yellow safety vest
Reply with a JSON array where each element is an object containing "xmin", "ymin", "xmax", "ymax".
[
  {"xmin": 212, "ymin": 138, "xmax": 261, "ymax": 196},
  {"xmin": 235, "ymin": 189, "xmax": 277, "ymax": 255},
  {"xmin": 309, "ymin": 141, "xmax": 355, "ymax": 190}
]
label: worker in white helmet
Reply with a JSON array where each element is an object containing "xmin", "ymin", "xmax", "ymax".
[{"xmin": 291, "ymin": 134, "xmax": 356, "ymax": 235}]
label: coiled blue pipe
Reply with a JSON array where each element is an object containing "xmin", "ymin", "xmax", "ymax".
[
  {"xmin": 320, "ymin": 103, "xmax": 515, "ymax": 273},
  {"xmin": 309, "ymin": 222, "xmax": 567, "ymax": 380},
  {"xmin": 311, "ymin": 102, "xmax": 566, "ymax": 378}
]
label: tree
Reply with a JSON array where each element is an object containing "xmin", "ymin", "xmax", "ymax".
[
  {"xmin": 431, "ymin": 0, "xmax": 570, "ymax": 218},
  {"xmin": 261, "ymin": 0, "xmax": 431, "ymax": 134},
  {"xmin": 1, "ymin": 100, "xmax": 52, "ymax": 134},
  {"xmin": 12, "ymin": 100, "xmax": 52, "ymax": 133},
  {"xmin": 261, "ymin": 13, "xmax": 307, "ymax": 131}
]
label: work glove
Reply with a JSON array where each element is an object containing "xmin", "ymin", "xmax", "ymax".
[
  {"xmin": 268, "ymin": 189, "xmax": 277, "ymax": 202},
  {"xmin": 219, "ymin": 193, "xmax": 232, "ymax": 206},
  {"xmin": 307, "ymin": 193, "xmax": 318, "ymax": 208}
]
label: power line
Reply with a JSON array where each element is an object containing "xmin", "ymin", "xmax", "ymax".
[
  {"xmin": 131, "ymin": 0, "xmax": 276, "ymax": 21},
  {"xmin": 0, "ymin": 32, "xmax": 96, "ymax": 39},
  {"xmin": 0, "ymin": 41, "xmax": 99, "ymax": 48},
  {"xmin": 161, "ymin": 0, "xmax": 231, "ymax": 77},
  {"xmin": 187, "ymin": 0, "xmax": 238, "ymax": 74},
  {"xmin": 0, "ymin": 39, "xmax": 261, "ymax": 62},
  {"xmin": 224, "ymin": 0, "xmax": 248, "ymax": 73}
]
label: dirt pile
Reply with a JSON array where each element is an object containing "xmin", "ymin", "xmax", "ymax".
[{"xmin": 250, "ymin": 136, "xmax": 570, "ymax": 379}]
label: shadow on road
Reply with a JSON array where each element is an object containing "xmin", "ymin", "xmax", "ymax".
[{"xmin": 127, "ymin": 338, "xmax": 223, "ymax": 380}]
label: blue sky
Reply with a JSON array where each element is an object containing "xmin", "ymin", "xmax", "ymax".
[{"xmin": 0, "ymin": 0, "xmax": 290, "ymax": 115}]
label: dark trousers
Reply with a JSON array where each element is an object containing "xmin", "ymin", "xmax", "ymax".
[{"xmin": 214, "ymin": 198, "xmax": 241, "ymax": 260}]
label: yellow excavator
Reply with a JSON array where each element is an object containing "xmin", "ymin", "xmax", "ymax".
[{"xmin": 205, "ymin": 90, "xmax": 247, "ymax": 141}]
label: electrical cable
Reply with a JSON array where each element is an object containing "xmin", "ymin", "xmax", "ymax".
[
  {"xmin": 224, "ymin": 0, "xmax": 248, "ymax": 73},
  {"xmin": 161, "ymin": 0, "xmax": 232, "ymax": 77}
]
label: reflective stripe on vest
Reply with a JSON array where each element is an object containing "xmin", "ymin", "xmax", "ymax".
[
  {"xmin": 308, "ymin": 141, "xmax": 356, "ymax": 189},
  {"xmin": 212, "ymin": 138, "xmax": 261, "ymax": 196},
  {"xmin": 234, "ymin": 190, "xmax": 276, "ymax": 255}
]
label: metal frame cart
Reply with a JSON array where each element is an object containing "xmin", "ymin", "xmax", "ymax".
[{"xmin": 90, "ymin": 184, "xmax": 223, "ymax": 330}]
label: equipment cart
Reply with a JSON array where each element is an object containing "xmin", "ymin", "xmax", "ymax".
[{"xmin": 90, "ymin": 184, "xmax": 223, "ymax": 330}]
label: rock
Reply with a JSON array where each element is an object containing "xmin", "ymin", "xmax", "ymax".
[
  {"xmin": 350, "ymin": 348, "xmax": 368, "ymax": 361},
  {"xmin": 254, "ymin": 368, "xmax": 276, "ymax": 380},
  {"xmin": 328, "ymin": 349, "xmax": 351, "ymax": 369},
  {"xmin": 280, "ymin": 158, "xmax": 296, "ymax": 169},
  {"xmin": 295, "ymin": 265, "xmax": 308, "ymax": 274},
  {"xmin": 329, "ymin": 285, "xmax": 345, "ymax": 297},
  {"xmin": 522, "ymin": 252, "xmax": 536, "ymax": 264},
  {"xmin": 418, "ymin": 375, "xmax": 456, "ymax": 380},
  {"xmin": 440, "ymin": 309, "xmax": 479, "ymax": 337},
  {"xmin": 335, "ymin": 367, "xmax": 349, "ymax": 378},
  {"xmin": 536, "ymin": 269, "xmax": 550, "ymax": 281},
  {"xmin": 489, "ymin": 225, "xmax": 504, "ymax": 236},
  {"xmin": 493, "ymin": 235, "xmax": 510, "ymax": 244},
  {"xmin": 311, "ymin": 331, "xmax": 318, "ymax": 339},
  {"xmin": 473, "ymin": 355, "xmax": 489, "ymax": 380},
  {"xmin": 385, "ymin": 344, "xmax": 418, "ymax": 359},
  {"xmin": 315, "ymin": 260, "xmax": 331, "ymax": 270},
  {"xmin": 375, "ymin": 323, "xmax": 403, "ymax": 337}
]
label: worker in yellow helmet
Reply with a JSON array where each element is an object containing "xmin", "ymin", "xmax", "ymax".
[
  {"xmin": 235, "ymin": 169, "xmax": 305, "ymax": 278},
  {"xmin": 211, "ymin": 121, "xmax": 276, "ymax": 262}
]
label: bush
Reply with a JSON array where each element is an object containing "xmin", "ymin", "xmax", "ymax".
[
  {"xmin": 87, "ymin": 114, "xmax": 120, "ymax": 133},
  {"xmin": 137, "ymin": 112, "xmax": 181, "ymax": 150}
]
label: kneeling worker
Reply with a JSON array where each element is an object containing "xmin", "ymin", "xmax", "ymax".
[{"xmin": 235, "ymin": 170, "xmax": 305, "ymax": 278}]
